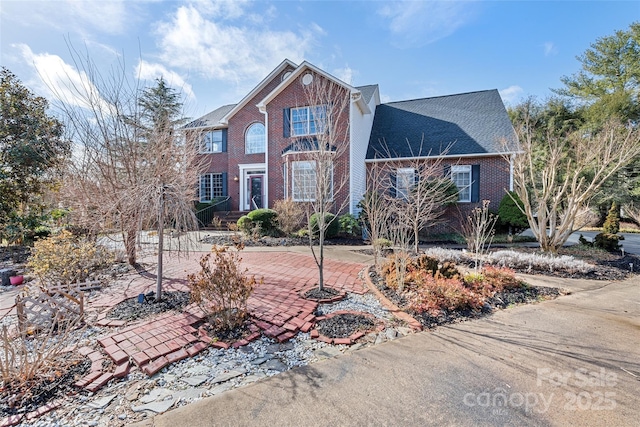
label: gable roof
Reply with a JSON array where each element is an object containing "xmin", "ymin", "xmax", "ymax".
[
  {"xmin": 184, "ymin": 104, "xmax": 236, "ymax": 129},
  {"xmin": 366, "ymin": 90, "xmax": 518, "ymax": 160},
  {"xmin": 356, "ymin": 84, "xmax": 378, "ymax": 105},
  {"xmin": 256, "ymin": 61, "xmax": 371, "ymax": 114},
  {"xmin": 220, "ymin": 59, "xmax": 298, "ymax": 124}
]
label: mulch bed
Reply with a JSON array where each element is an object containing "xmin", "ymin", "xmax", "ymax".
[
  {"xmin": 198, "ymin": 318, "xmax": 254, "ymax": 343},
  {"xmin": 106, "ymin": 291, "xmax": 191, "ymax": 322},
  {"xmin": 316, "ymin": 313, "xmax": 376, "ymax": 338},
  {"xmin": 0, "ymin": 357, "xmax": 89, "ymax": 418},
  {"xmin": 302, "ymin": 287, "xmax": 344, "ymax": 302}
]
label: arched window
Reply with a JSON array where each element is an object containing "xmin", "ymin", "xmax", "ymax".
[{"xmin": 245, "ymin": 123, "xmax": 265, "ymax": 154}]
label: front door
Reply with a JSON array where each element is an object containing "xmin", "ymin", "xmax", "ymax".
[{"xmin": 249, "ymin": 175, "xmax": 263, "ymax": 209}]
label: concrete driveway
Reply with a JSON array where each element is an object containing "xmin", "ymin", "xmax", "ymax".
[{"xmin": 140, "ymin": 275, "xmax": 640, "ymax": 427}]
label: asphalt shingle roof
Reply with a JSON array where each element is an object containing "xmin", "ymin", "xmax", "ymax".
[
  {"xmin": 366, "ymin": 90, "xmax": 518, "ymax": 159},
  {"xmin": 184, "ymin": 104, "xmax": 236, "ymax": 129},
  {"xmin": 355, "ymin": 84, "xmax": 378, "ymax": 105}
]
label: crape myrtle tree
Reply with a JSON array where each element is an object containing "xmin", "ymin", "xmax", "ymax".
[
  {"xmin": 283, "ymin": 73, "xmax": 351, "ymax": 293},
  {"xmin": 52, "ymin": 50, "xmax": 204, "ymax": 300},
  {"xmin": 0, "ymin": 67, "xmax": 69, "ymax": 243},
  {"xmin": 507, "ymin": 98, "xmax": 640, "ymax": 253}
]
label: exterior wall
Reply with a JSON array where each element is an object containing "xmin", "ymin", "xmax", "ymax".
[
  {"xmin": 264, "ymin": 73, "xmax": 352, "ymax": 215},
  {"xmin": 365, "ymin": 155, "xmax": 511, "ymax": 234},
  {"xmin": 349, "ymin": 88, "xmax": 379, "ymax": 215}
]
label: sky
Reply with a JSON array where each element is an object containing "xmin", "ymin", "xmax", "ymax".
[{"xmin": 1, "ymin": 0, "xmax": 639, "ymax": 119}]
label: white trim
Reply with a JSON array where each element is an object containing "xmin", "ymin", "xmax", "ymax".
[
  {"xmin": 365, "ymin": 151, "xmax": 521, "ymax": 163},
  {"xmin": 451, "ymin": 165, "xmax": 472, "ymax": 203},
  {"xmin": 221, "ymin": 59, "xmax": 297, "ymax": 124},
  {"xmin": 238, "ymin": 163, "xmax": 266, "ymax": 211}
]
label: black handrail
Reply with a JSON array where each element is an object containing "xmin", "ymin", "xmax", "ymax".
[{"xmin": 195, "ymin": 196, "xmax": 231, "ymax": 228}]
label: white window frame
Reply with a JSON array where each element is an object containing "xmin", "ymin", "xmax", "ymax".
[
  {"xmin": 291, "ymin": 160, "xmax": 333, "ymax": 202},
  {"xmin": 451, "ymin": 165, "xmax": 472, "ymax": 203},
  {"xmin": 396, "ymin": 167, "xmax": 415, "ymax": 200},
  {"xmin": 290, "ymin": 105, "xmax": 326, "ymax": 137},
  {"xmin": 245, "ymin": 123, "xmax": 265, "ymax": 154},
  {"xmin": 199, "ymin": 173, "xmax": 224, "ymax": 202},
  {"xmin": 200, "ymin": 130, "xmax": 223, "ymax": 153}
]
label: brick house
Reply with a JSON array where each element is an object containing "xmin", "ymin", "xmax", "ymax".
[{"xmin": 186, "ymin": 59, "xmax": 518, "ymax": 228}]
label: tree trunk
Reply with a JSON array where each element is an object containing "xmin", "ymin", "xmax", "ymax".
[
  {"xmin": 125, "ymin": 229, "xmax": 137, "ymax": 266},
  {"xmin": 156, "ymin": 192, "xmax": 164, "ymax": 301}
]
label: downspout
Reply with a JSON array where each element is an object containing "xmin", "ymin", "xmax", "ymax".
[{"xmin": 509, "ymin": 153, "xmax": 515, "ymax": 191}]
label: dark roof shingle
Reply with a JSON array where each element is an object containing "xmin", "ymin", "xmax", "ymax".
[
  {"xmin": 366, "ymin": 90, "xmax": 517, "ymax": 159},
  {"xmin": 184, "ymin": 104, "xmax": 236, "ymax": 129}
]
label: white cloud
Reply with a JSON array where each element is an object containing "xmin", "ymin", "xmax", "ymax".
[
  {"xmin": 377, "ymin": 1, "xmax": 478, "ymax": 47},
  {"xmin": 334, "ymin": 66, "xmax": 355, "ymax": 85},
  {"xmin": 17, "ymin": 43, "xmax": 114, "ymax": 114},
  {"xmin": 155, "ymin": 5, "xmax": 320, "ymax": 84},
  {"xmin": 499, "ymin": 85, "xmax": 523, "ymax": 105},
  {"xmin": 5, "ymin": 0, "xmax": 131, "ymax": 36},
  {"xmin": 543, "ymin": 42, "xmax": 558, "ymax": 56},
  {"xmin": 136, "ymin": 60, "xmax": 196, "ymax": 100}
]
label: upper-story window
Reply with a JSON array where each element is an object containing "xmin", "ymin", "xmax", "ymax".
[
  {"xmin": 245, "ymin": 123, "xmax": 265, "ymax": 154},
  {"xmin": 200, "ymin": 130, "xmax": 225, "ymax": 153},
  {"xmin": 290, "ymin": 105, "xmax": 326, "ymax": 137}
]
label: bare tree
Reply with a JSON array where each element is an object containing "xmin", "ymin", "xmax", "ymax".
[
  {"xmin": 51, "ymin": 49, "xmax": 204, "ymax": 300},
  {"xmin": 508, "ymin": 105, "xmax": 640, "ymax": 253},
  {"xmin": 623, "ymin": 202, "xmax": 640, "ymax": 226},
  {"xmin": 377, "ymin": 141, "xmax": 458, "ymax": 253},
  {"xmin": 459, "ymin": 200, "xmax": 498, "ymax": 270},
  {"xmin": 359, "ymin": 161, "xmax": 392, "ymax": 267},
  {"xmin": 283, "ymin": 73, "xmax": 351, "ymax": 292}
]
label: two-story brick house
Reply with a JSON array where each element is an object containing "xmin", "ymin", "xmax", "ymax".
[{"xmin": 186, "ymin": 59, "xmax": 518, "ymax": 226}]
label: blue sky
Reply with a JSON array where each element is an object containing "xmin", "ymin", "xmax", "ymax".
[{"xmin": 1, "ymin": 1, "xmax": 638, "ymax": 118}]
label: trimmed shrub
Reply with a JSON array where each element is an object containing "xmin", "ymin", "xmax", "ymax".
[
  {"xmin": 247, "ymin": 209, "xmax": 279, "ymax": 236},
  {"xmin": 338, "ymin": 213, "xmax": 362, "ymax": 237},
  {"xmin": 594, "ymin": 232, "xmax": 623, "ymax": 252},
  {"xmin": 309, "ymin": 212, "xmax": 340, "ymax": 239},
  {"xmin": 407, "ymin": 275, "xmax": 484, "ymax": 314},
  {"xmin": 237, "ymin": 215, "xmax": 252, "ymax": 234},
  {"xmin": 602, "ymin": 202, "xmax": 620, "ymax": 234},
  {"xmin": 498, "ymin": 191, "xmax": 529, "ymax": 234}
]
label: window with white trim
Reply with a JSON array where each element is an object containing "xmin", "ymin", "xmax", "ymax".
[
  {"xmin": 200, "ymin": 173, "xmax": 224, "ymax": 202},
  {"xmin": 451, "ymin": 165, "xmax": 472, "ymax": 202},
  {"xmin": 291, "ymin": 160, "xmax": 333, "ymax": 202},
  {"xmin": 245, "ymin": 123, "xmax": 265, "ymax": 154},
  {"xmin": 396, "ymin": 168, "xmax": 415, "ymax": 199},
  {"xmin": 200, "ymin": 130, "xmax": 223, "ymax": 153},
  {"xmin": 290, "ymin": 105, "xmax": 326, "ymax": 137}
]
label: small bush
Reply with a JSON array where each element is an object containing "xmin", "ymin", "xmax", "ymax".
[
  {"xmin": 478, "ymin": 265, "xmax": 522, "ymax": 292},
  {"xmin": 374, "ymin": 238, "xmax": 392, "ymax": 249},
  {"xmin": 237, "ymin": 215, "xmax": 252, "ymax": 234},
  {"xmin": 27, "ymin": 230, "xmax": 112, "ymax": 286},
  {"xmin": 498, "ymin": 191, "xmax": 529, "ymax": 234},
  {"xmin": 310, "ymin": 212, "xmax": 340, "ymax": 239},
  {"xmin": 594, "ymin": 232, "xmax": 623, "ymax": 252},
  {"xmin": 602, "ymin": 202, "xmax": 620, "ymax": 234},
  {"xmin": 273, "ymin": 199, "xmax": 303, "ymax": 236},
  {"xmin": 484, "ymin": 250, "xmax": 594, "ymax": 273},
  {"xmin": 338, "ymin": 213, "xmax": 362, "ymax": 237},
  {"xmin": 247, "ymin": 209, "xmax": 279, "ymax": 236},
  {"xmin": 188, "ymin": 245, "xmax": 259, "ymax": 331},
  {"xmin": 407, "ymin": 275, "xmax": 484, "ymax": 314}
]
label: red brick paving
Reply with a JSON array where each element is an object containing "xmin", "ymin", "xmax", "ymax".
[{"xmin": 74, "ymin": 250, "xmax": 368, "ymax": 393}]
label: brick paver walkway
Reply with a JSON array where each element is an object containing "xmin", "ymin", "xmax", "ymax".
[{"xmin": 75, "ymin": 251, "xmax": 368, "ymax": 391}]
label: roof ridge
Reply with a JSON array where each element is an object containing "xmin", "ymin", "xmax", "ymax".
[{"xmin": 383, "ymin": 89, "xmax": 497, "ymax": 105}]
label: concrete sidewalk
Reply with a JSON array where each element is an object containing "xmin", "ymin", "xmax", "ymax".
[{"xmin": 134, "ymin": 275, "xmax": 639, "ymax": 427}]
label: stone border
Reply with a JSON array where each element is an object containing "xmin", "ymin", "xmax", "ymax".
[
  {"xmin": 310, "ymin": 310, "xmax": 382, "ymax": 345},
  {"xmin": 362, "ymin": 266, "xmax": 423, "ymax": 331}
]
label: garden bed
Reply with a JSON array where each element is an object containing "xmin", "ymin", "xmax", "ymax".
[
  {"xmin": 106, "ymin": 291, "xmax": 191, "ymax": 322},
  {"xmin": 200, "ymin": 234, "xmax": 365, "ymax": 247}
]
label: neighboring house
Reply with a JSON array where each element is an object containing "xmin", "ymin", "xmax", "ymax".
[{"xmin": 186, "ymin": 59, "xmax": 518, "ymax": 228}]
